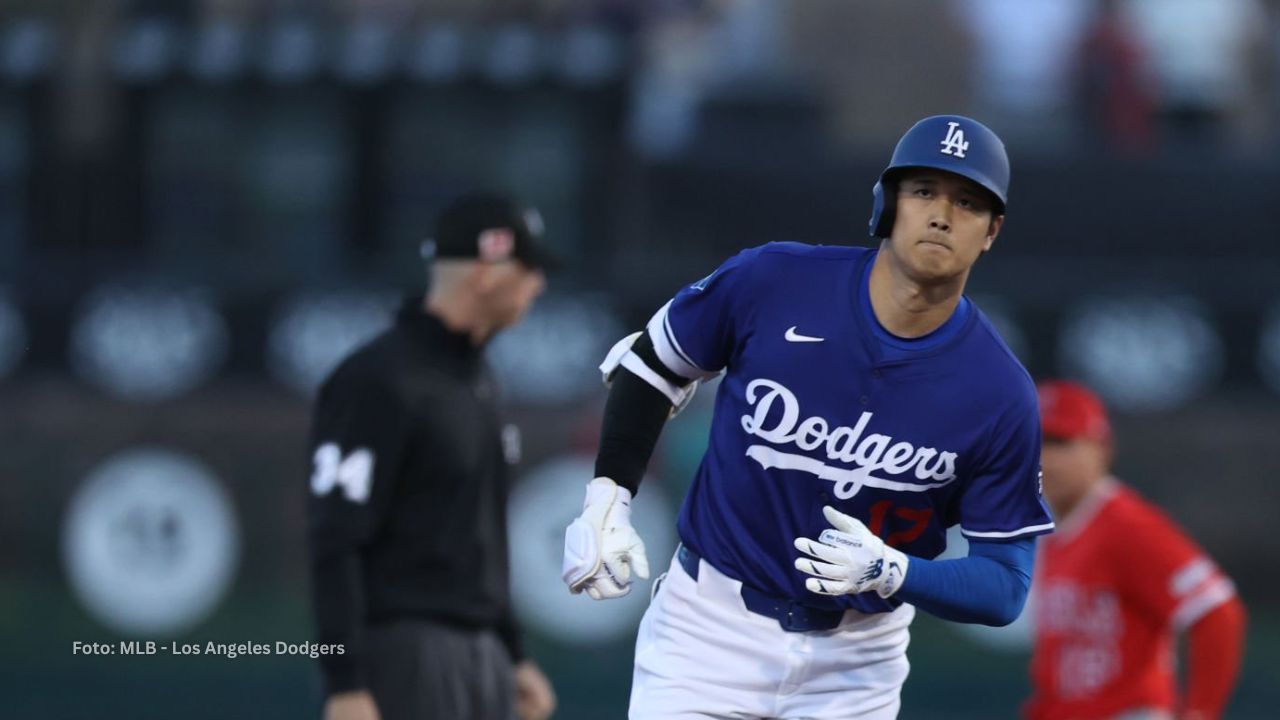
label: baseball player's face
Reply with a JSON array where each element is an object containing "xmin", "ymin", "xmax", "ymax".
[
  {"xmin": 1040, "ymin": 437, "xmax": 1110, "ymax": 518},
  {"xmin": 888, "ymin": 171, "xmax": 1002, "ymax": 283},
  {"xmin": 479, "ymin": 261, "xmax": 546, "ymax": 329}
]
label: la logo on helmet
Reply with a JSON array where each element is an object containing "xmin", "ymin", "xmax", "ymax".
[{"xmin": 939, "ymin": 121, "xmax": 969, "ymax": 158}]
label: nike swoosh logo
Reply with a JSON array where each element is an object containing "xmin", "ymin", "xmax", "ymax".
[{"xmin": 785, "ymin": 326, "xmax": 825, "ymax": 343}]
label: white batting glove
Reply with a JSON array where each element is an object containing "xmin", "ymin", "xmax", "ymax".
[
  {"xmin": 794, "ymin": 506, "xmax": 909, "ymax": 599},
  {"xmin": 562, "ymin": 477, "xmax": 650, "ymax": 600}
]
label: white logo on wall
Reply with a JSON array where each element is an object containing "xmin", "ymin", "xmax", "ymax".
[
  {"xmin": 1059, "ymin": 295, "xmax": 1223, "ymax": 411},
  {"xmin": 268, "ymin": 291, "xmax": 395, "ymax": 397},
  {"xmin": 486, "ymin": 296, "xmax": 623, "ymax": 405},
  {"xmin": 940, "ymin": 121, "xmax": 969, "ymax": 158},
  {"xmin": 508, "ymin": 456, "xmax": 676, "ymax": 645},
  {"xmin": 70, "ymin": 287, "xmax": 229, "ymax": 402},
  {"xmin": 62, "ymin": 449, "xmax": 240, "ymax": 635}
]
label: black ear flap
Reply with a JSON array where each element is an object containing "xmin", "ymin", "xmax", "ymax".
[
  {"xmin": 870, "ymin": 179, "xmax": 898, "ymax": 239},
  {"xmin": 878, "ymin": 195, "xmax": 896, "ymax": 240}
]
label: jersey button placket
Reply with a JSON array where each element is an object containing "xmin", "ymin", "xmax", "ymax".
[{"xmin": 863, "ymin": 366, "xmax": 884, "ymax": 404}]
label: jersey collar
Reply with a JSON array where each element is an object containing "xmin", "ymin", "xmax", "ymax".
[
  {"xmin": 851, "ymin": 248, "xmax": 978, "ymax": 367},
  {"xmin": 395, "ymin": 296, "xmax": 481, "ymax": 361}
]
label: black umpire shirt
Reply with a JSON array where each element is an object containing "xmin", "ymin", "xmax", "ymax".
[{"xmin": 307, "ymin": 297, "xmax": 522, "ymax": 695}]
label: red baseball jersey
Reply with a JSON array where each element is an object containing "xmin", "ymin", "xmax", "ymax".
[{"xmin": 1025, "ymin": 479, "xmax": 1236, "ymax": 720}]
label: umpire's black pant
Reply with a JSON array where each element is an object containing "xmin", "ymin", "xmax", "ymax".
[{"xmin": 364, "ymin": 619, "xmax": 515, "ymax": 720}]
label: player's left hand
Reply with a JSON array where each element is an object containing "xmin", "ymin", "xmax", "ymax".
[
  {"xmin": 513, "ymin": 660, "xmax": 557, "ymax": 720},
  {"xmin": 563, "ymin": 477, "xmax": 650, "ymax": 599},
  {"xmin": 794, "ymin": 505, "xmax": 909, "ymax": 599}
]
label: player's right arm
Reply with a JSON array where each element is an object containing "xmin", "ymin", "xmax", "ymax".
[
  {"xmin": 307, "ymin": 364, "xmax": 409, "ymax": 704},
  {"xmin": 563, "ymin": 248, "xmax": 761, "ymax": 600},
  {"xmin": 793, "ymin": 505, "xmax": 1036, "ymax": 625},
  {"xmin": 1116, "ymin": 510, "xmax": 1246, "ymax": 719},
  {"xmin": 1182, "ymin": 595, "xmax": 1246, "ymax": 720},
  {"xmin": 795, "ymin": 381, "xmax": 1051, "ymax": 623}
]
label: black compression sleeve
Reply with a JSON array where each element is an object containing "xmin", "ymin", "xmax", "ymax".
[
  {"xmin": 594, "ymin": 367, "xmax": 673, "ymax": 494},
  {"xmin": 594, "ymin": 333, "xmax": 693, "ymax": 494}
]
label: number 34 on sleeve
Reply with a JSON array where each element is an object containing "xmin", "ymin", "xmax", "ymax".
[{"xmin": 310, "ymin": 443, "xmax": 375, "ymax": 503}]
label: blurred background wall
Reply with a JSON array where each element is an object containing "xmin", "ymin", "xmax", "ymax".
[{"xmin": 2, "ymin": 0, "xmax": 1279, "ymax": 717}]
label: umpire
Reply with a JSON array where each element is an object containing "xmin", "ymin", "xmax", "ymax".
[{"xmin": 307, "ymin": 192, "xmax": 556, "ymax": 720}]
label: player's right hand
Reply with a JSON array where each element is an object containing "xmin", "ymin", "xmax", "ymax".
[
  {"xmin": 562, "ymin": 477, "xmax": 650, "ymax": 600},
  {"xmin": 324, "ymin": 690, "xmax": 381, "ymax": 720},
  {"xmin": 794, "ymin": 506, "xmax": 909, "ymax": 599}
]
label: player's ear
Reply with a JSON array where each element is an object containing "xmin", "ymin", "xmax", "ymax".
[
  {"xmin": 1100, "ymin": 437, "xmax": 1115, "ymax": 471},
  {"xmin": 982, "ymin": 215, "xmax": 1003, "ymax": 252}
]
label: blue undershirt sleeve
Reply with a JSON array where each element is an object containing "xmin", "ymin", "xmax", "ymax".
[{"xmin": 893, "ymin": 536, "xmax": 1036, "ymax": 627}]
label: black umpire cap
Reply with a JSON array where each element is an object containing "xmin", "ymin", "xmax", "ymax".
[{"xmin": 420, "ymin": 192, "xmax": 557, "ymax": 270}]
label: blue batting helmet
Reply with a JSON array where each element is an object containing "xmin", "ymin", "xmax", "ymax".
[{"xmin": 868, "ymin": 115, "xmax": 1010, "ymax": 238}]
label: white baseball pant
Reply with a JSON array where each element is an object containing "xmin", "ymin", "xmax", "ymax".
[{"xmin": 629, "ymin": 549, "xmax": 914, "ymax": 719}]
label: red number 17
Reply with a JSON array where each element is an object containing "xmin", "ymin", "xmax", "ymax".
[{"xmin": 866, "ymin": 500, "xmax": 934, "ymax": 548}]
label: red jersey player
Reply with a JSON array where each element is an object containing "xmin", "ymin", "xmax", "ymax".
[{"xmin": 1024, "ymin": 380, "xmax": 1246, "ymax": 720}]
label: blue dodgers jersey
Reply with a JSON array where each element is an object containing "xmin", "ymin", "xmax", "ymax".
[{"xmin": 646, "ymin": 242, "xmax": 1054, "ymax": 614}]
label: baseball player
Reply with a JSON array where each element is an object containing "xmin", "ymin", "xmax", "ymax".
[
  {"xmin": 1025, "ymin": 380, "xmax": 1246, "ymax": 720},
  {"xmin": 308, "ymin": 192, "xmax": 556, "ymax": 720},
  {"xmin": 563, "ymin": 115, "xmax": 1055, "ymax": 719}
]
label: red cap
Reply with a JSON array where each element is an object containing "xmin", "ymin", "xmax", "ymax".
[{"xmin": 1037, "ymin": 380, "xmax": 1111, "ymax": 442}]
